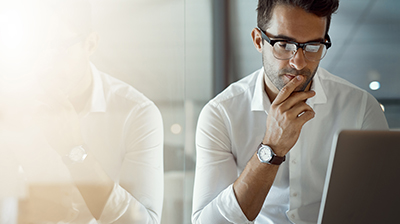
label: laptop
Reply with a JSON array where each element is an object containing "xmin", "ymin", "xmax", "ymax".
[{"xmin": 317, "ymin": 130, "xmax": 400, "ymax": 224}]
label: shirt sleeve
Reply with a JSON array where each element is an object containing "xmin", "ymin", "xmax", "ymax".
[
  {"xmin": 192, "ymin": 102, "xmax": 253, "ymax": 224},
  {"xmin": 98, "ymin": 102, "xmax": 164, "ymax": 223},
  {"xmin": 361, "ymin": 92, "xmax": 389, "ymax": 130}
]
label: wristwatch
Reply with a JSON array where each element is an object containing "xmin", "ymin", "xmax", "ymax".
[
  {"xmin": 257, "ymin": 143, "xmax": 286, "ymax": 165},
  {"xmin": 62, "ymin": 145, "xmax": 88, "ymax": 165}
]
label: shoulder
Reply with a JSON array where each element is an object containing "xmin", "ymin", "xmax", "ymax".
[
  {"xmin": 98, "ymin": 71, "xmax": 155, "ymax": 109},
  {"xmin": 199, "ymin": 69, "xmax": 262, "ymax": 131},
  {"xmin": 316, "ymin": 68, "xmax": 386, "ymax": 127},
  {"xmin": 317, "ymin": 67, "xmax": 370, "ymax": 99},
  {"xmin": 96, "ymin": 71, "xmax": 163, "ymax": 132},
  {"xmin": 317, "ymin": 67, "xmax": 363, "ymax": 92},
  {"xmin": 208, "ymin": 69, "xmax": 260, "ymax": 108}
]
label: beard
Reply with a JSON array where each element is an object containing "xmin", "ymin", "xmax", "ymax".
[{"xmin": 262, "ymin": 54, "xmax": 318, "ymax": 92}]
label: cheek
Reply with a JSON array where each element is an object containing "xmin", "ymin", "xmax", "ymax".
[
  {"xmin": 306, "ymin": 61, "xmax": 320, "ymax": 74},
  {"xmin": 64, "ymin": 50, "xmax": 88, "ymax": 74},
  {"xmin": 263, "ymin": 52, "xmax": 288, "ymax": 73}
]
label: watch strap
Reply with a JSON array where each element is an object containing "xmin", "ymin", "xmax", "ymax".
[
  {"xmin": 258, "ymin": 143, "xmax": 286, "ymax": 165},
  {"xmin": 269, "ymin": 152, "xmax": 285, "ymax": 165}
]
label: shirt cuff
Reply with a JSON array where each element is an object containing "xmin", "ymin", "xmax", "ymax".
[
  {"xmin": 97, "ymin": 183, "xmax": 132, "ymax": 223},
  {"xmin": 216, "ymin": 184, "xmax": 255, "ymax": 224}
]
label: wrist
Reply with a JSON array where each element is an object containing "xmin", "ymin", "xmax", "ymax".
[
  {"xmin": 261, "ymin": 140, "xmax": 286, "ymax": 157},
  {"xmin": 62, "ymin": 145, "xmax": 88, "ymax": 166},
  {"xmin": 257, "ymin": 143, "xmax": 286, "ymax": 165}
]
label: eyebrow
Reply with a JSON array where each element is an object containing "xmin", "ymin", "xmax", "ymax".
[{"xmin": 271, "ymin": 34, "xmax": 325, "ymax": 43}]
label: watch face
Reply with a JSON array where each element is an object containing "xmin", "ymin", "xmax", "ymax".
[
  {"xmin": 69, "ymin": 145, "xmax": 87, "ymax": 162},
  {"xmin": 259, "ymin": 146, "xmax": 272, "ymax": 162}
]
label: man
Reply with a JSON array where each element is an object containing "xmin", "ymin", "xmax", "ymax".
[
  {"xmin": 0, "ymin": 1, "xmax": 163, "ymax": 223},
  {"xmin": 192, "ymin": 0, "xmax": 388, "ymax": 223}
]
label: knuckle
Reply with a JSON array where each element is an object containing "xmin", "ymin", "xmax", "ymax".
[
  {"xmin": 277, "ymin": 106, "xmax": 285, "ymax": 114},
  {"xmin": 304, "ymin": 111, "xmax": 315, "ymax": 120},
  {"xmin": 282, "ymin": 112, "xmax": 290, "ymax": 120},
  {"xmin": 300, "ymin": 92, "xmax": 313, "ymax": 99},
  {"xmin": 280, "ymin": 86, "xmax": 290, "ymax": 95},
  {"xmin": 285, "ymin": 109, "xmax": 296, "ymax": 118},
  {"xmin": 305, "ymin": 105, "xmax": 313, "ymax": 111}
]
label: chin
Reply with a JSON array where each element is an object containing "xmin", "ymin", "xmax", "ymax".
[{"xmin": 294, "ymin": 84, "xmax": 308, "ymax": 92}]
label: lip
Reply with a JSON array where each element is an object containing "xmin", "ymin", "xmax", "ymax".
[
  {"xmin": 284, "ymin": 74, "xmax": 306, "ymax": 81},
  {"xmin": 284, "ymin": 74, "xmax": 296, "ymax": 80}
]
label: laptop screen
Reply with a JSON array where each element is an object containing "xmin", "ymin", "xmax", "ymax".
[{"xmin": 318, "ymin": 130, "xmax": 400, "ymax": 224}]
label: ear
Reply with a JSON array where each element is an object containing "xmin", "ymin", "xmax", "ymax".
[
  {"xmin": 84, "ymin": 31, "xmax": 99, "ymax": 57},
  {"xmin": 251, "ymin": 28, "xmax": 263, "ymax": 53}
]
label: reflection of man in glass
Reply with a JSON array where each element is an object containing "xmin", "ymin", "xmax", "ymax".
[
  {"xmin": 192, "ymin": 0, "xmax": 388, "ymax": 223},
  {"xmin": 0, "ymin": 0, "xmax": 163, "ymax": 223}
]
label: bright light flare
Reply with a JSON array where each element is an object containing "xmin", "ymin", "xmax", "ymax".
[
  {"xmin": 369, "ymin": 81, "xmax": 380, "ymax": 91},
  {"xmin": 380, "ymin": 103, "xmax": 385, "ymax": 112},
  {"xmin": 170, "ymin": 123, "xmax": 182, "ymax": 135},
  {"xmin": 0, "ymin": 3, "xmax": 53, "ymax": 79},
  {"xmin": 0, "ymin": 10, "xmax": 27, "ymax": 51}
]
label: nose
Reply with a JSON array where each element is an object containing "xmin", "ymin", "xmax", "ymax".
[{"xmin": 289, "ymin": 48, "xmax": 307, "ymax": 71}]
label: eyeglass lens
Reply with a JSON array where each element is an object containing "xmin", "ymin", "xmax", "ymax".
[{"xmin": 273, "ymin": 41, "xmax": 327, "ymax": 61}]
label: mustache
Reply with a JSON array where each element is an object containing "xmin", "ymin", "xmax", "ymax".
[{"xmin": 279, "ymin": 68, "xmax": 311, "ymax": 76}]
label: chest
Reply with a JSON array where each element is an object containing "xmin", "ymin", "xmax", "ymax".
[{"xmin": 229, "ymin": 103, "xmax": 362, "ymax": 174}]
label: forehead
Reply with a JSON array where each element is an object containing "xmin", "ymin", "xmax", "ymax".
[{"xmin": 267, "ymin": 4, "xmax": 327, "ymax": 42}]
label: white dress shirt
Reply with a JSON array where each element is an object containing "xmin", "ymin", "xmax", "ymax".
[
  {"xmin": 77, "ymin": 64, "xmax": 164, "ymax": 223},
  {"xmin": 1, "ymin": 64, "xmax": 164, "ymax": 223},
  {"xmin": 192, "ymin": 67, "xmax": 388, "ymax": 224}
]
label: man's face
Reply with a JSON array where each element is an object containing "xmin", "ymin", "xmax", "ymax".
[
  {"xmin": 261, "ymin": 4, "xmax": 327, "ymax": 93},
  {"xmin": 0, "ymin": 4, "xmax": 91, "ymax": 96},
  {"xmin": 40, "ymin": 21, "xmax": 91, "ymax": 95}
]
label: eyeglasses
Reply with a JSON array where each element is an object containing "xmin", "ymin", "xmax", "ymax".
[{"xmin": 257, "ymin": 27, "xmax": 332, "ymax": 61}]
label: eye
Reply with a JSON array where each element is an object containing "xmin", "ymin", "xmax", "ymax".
[
  {"xmin": 305, "ymin": 44, "xmax": 321, "ymax": 53},
  {"xmin": 276, "ymin": 42, "xmax": 287, "ymax": 49},
  {"xmin": 285, "ymin": 43, "xmax": 297, "ymax": 51},
  {"xmin": 275, "ymin": 41, "xmax": 295, "ymax": 51}
]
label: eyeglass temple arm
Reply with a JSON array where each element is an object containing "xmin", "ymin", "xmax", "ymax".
[{"xmin": 325, "ymin": 34, "xmax": 332, "ymax": 49}]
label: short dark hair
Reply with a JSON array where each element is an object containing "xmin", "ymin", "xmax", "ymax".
[{"xmin": 257, "ymin": 0, "xmax": 339, "ymax": 36}]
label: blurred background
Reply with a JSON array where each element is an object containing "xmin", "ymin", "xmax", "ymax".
[
  {"xmin": 185, "ymin": 0, "xmax": 400, "ymax": 223},
  {"xmin": 182, "ymin": 0, "xmax": 400, "ymax": 223},
  {"xmin": 0, "ymin": 0, "xmax": 398, "ymax": 223}
]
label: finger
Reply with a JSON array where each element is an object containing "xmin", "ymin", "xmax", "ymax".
[
  {"xmin": 287, "ymin": 102, "xmax": 314, "ymax": 119},
  {"xmin": 273, "ymin": 75, "xmax": 304, "ymax": 105},
  {"xmin": 279, "ymin": 90, "xmax": 315, "ymax": 112},
  {"xmin": 296, "ymin": 110, "xmax": 315, "ymax": 124}
]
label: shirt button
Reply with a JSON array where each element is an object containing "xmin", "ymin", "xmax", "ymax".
[
  {"xmin": 291, "ymin": 214, "xmax": 296, "ymax": 219},
  {"xmin": 292, "ymin": 192, "xmax": 298, "ymax": 197},
  {"xmin": 291, "ymin": 160, "xmax": 297, "ymax": 164}
]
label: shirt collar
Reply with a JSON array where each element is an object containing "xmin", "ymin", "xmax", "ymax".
[
  {"xmin": 251, "ymin": 68, "xmax": 271, "ymax": 112},
  {"xmin": 251, "ymin": 67, "xmax": 327, "ymax": 112},
  {"xmin": 87, "ymin": 63, "xmax": 107, "ymax": 113},
  {"xmin": 307, "ymin": 67, "xmax": 327, "ymax": 107}
]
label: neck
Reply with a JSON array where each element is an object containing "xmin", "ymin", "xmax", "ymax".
[{"xmin": 69, "ymin": 65, "xmax": 93, "ymax": 113}]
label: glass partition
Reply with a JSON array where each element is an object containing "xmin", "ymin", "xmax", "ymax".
[
  {"xmin": 90, "ymin": 2, "xmax": 185, "ymax": 222},
  {"xmin": 0, "ymin": 0, "xmax": 399, "ymax": 224},
  {"xmin": 0, "ymin": 0, "xmax": 186, "ymax": 223}
]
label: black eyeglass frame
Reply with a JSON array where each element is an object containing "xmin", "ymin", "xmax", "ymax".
[{"xmin": 257, "ymin": 27, "xmax": 332, "ymax": 60}]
